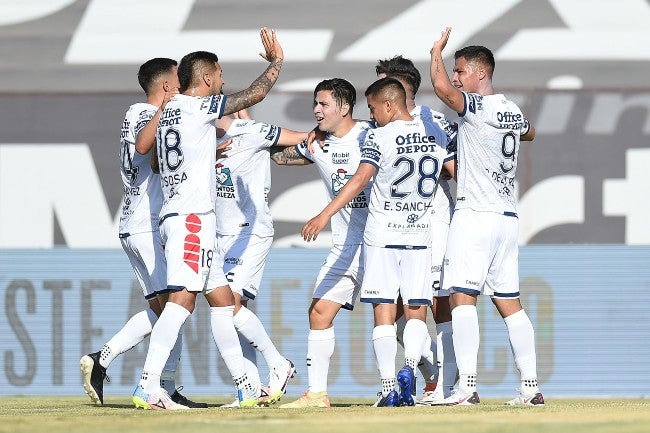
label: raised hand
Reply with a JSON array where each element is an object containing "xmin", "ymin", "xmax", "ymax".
[
  {"xmin": 431, "ymin": 26, "xmax": 452, "ymax": 54},
  {"xmin": 259, "ymin": 27, "xmax": 284, "ymax": 63}
]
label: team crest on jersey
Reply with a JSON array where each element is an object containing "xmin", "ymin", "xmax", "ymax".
[
  {"xmin": 331, "ymin": 169, "xmax": 351, "ymax": 196},
  {"xmin": 216, "ymin": 164, "xmax": 233, "ymax": 186},
  {"xmin": 216, "ymin": 163, "xmax": 236, "ymax": 199}
]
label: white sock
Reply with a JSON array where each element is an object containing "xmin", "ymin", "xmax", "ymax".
[
  {"xmin": 101, "ymin": 309, "xmax": 157, "ymax": 369},
  {"xmin": 504, "ymin": 309, "xmax": 539, "ymax": 392},
  {"xmin": 140, "ymin": 303, "xmax": 190, "ymax": 393},
  {"xmin": 436, "ymin": 320, "xmax": 457, "ymax": 396},
  {"xmin": 211, "ymin": 306, "xmax": 246, "ymax": 381},
  {"xmin": 161, "ymin": 331, "xmax": 183, "ymax": 395},
  {"xmin": 403, "ymin": 318, "xmax": 429, "ymax": 368},
  {"xmin": 451, "ymin": 305, "xmax": 479, "ymax": 392},
  {"xmin": 233, "ymin": 306, "xmax": 286, "ymax": 369},
  {"xmin": 372, "ymin": 325, "xmax": 397, "ymax": 386},
  {"xmin": 307, "ymin": 327, "xmax": 335, "ymax": 393},
  {"xmin": 418, "ymin": 333, "xmax": 438, "ymax": 383},
  {"xmin": 239, "ymin": 332, "xmax": 262, "ymax": 388}
]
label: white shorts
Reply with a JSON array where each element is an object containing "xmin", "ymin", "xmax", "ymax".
[
  {"xmin": 119, "ymin": 230, "xmax": 167, "ymax": 299},
  {"xmin": 313, "ymin": 243, "xmax": 364, "ymax": 311},
  {"xmin": 443, "ymin": 208, "xmax": 520, "ymax": 298},
  {"xmin": 360, "ymin": 245, "xmax": 433, "ymax": 306},
  {"xmin": 160, "ymin": 211, "xmax": 215, "ymax": 293},
  {"xmin": 430, "ymin": 217, "xmax": 450, "ymax": 298},
  {"xmin": 214, "ymin": 233, "xmax": 272, "ymax": 300}
]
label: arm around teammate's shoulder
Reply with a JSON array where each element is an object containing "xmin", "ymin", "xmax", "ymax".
[
  {"xmin": 270, "ymin": 144, "xmax": 311, "ymax": 166},
  {"xmin": 277, "ymin": 128, "xmax": 309, "ymax": 147}
]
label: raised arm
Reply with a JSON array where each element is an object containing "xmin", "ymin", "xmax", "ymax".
[
  {"xmin": 301, "ymin": 162, "xmax": 376, "ymax": 242},
  {"xmin": 223, "ymin": 28, "xmax": 284, "ymax": 115},
  {"xmin": 430, "ymin": 27, "xmax": 464, "ymax": 114}
]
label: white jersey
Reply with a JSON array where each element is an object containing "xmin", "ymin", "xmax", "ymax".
[
  {"xmin": 215, "ymin": 119, "xmax": 281, "ymax": 237},
  {"xmin": 361, "ymin": 118, "xmax": 455, "ymax": 247},
  {"xmin": 118, "ymin": 102, "xmax": 162, "ymax": 235},
  {"xmin": 411, "ymin": 105, "xmax": 457, "ymax": 224},
  {"xmin": 455, "ymin": 92, "xmax": 530, "ymax": 214},
  {"xmin": 296, "ymin": 121, "xmax": 372, "ymax": 245},
  {"xmin": 156, "ymin": 93, "xmax": 227, "ymax": 218}
]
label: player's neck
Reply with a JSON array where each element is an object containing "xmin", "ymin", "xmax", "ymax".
[
  {"xmin": 146, "ymin": 92, "xmax": 164, "ymax": 107},
  {"xmin": 184, "ymin": 86, "xmax": 210, "ymax": 98},
  {"xmin": 329, "ymin": 117, "xmax": 356, "ymax": 138},
  {"xmin": 475, "ymin": 81, "xmax": 494, "ymax": 96},
  {"xmin": 393, "ymin": 108, "xmax": 413, "ymax": 123}
]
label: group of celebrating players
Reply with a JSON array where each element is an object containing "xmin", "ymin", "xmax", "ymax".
[{"xmin": 79, "ymin": 26, "xmax": 544, "ymax": 410}]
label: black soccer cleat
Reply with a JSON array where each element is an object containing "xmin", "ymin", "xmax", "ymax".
[
  {"xmin": 80, "ymin": 351, "xmax": 108, "ymax": 405},
  {"xmin": 171, "ymin": 388, "xmax": 209, "ymax": 408}
]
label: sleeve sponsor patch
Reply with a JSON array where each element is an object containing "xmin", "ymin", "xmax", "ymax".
[
  {"xmin": 361, "ymin": 132, "xmax": 381, "ymax": 163},
  {"xmin": 205, "ymin": 95, "xmax": 225, "ymax": 115},
  {"xmin": 134, "ymin": 109, "xmax": 155, "ymax": 135}
]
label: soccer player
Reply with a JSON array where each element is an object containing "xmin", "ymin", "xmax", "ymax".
[
  {"xmin": 375, "ymin": 55, "xmax": 458, "ymax": 404},
  {"xmin": 429, "ymin": 27, "xmax": 544, "ymax": 406},
  {"xmin": 79, "ymin": 58, "xmax": 206, "ymax": 408},
  {"xmin": 211, "ymin": 114, "xmax": 307, "ymax": 406},
  {"xmin": 271, "ymin": 78, "xmax": 372, "ymax": 408},
  {"xmin": 301, "ymin": 77, "xmax": 455, "ymax": 407},
  {"xmin": 131, "ymin": 27, "xmax": 285, "ymax": 410}
]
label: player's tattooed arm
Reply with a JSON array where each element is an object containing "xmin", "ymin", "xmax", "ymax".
[
  {"xmin": 270, "ymin": 145, "xmax": 312, "ymax": 166},
  {"xmin": 223, "ymin": 28, "xmax": 284, "ymax": 115}
]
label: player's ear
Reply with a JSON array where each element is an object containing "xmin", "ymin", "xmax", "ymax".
[
  {"xmin": 162, "ymin": 80, "xmax": 170, "ymax": 92},
  {"xmin": 340, "ymin": 102, "xmax": 351, "ymax": 117}
]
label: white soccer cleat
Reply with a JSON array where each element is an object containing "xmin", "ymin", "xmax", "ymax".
[
  {"xmin": 266, "ymin": 359, "xmax": 296, "ymax": 404},
  {"xmin": 506, "ymin": 390, "xmax": 545, "ymax": 406},
  {"xmin": 416, "ymin": 388, "xmax": 445, "ymax": 406},
  {"xmin": 440, "ymin": 389, "xmax": 480, "ymax": 406},
  {"xmin": 132, "ymin": 385, "xmax": 189, "ymax": 410}
]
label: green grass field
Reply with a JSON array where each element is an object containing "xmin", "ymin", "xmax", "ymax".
[{"xmin": 1, "ymin": 396, "xmax": 649, "ymax": 433}]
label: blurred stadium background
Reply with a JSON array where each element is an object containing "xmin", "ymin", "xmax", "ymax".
[{"xmin": 1, "ymin": 0, "xmax": 649, "ymax": 399}]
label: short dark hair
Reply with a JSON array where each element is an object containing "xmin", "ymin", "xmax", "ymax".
[
  {"xmin": 375, "ymin": 55, "xmax": 421, "ymax": 95},
  {"xmin": 314, "ymin": 78, "xmax": 357, "ymax": 114},
  {"xmin": 454, "ymin": 46, "xmax": 495, "ymax": 78},
  {"xmin": 137, "ymin": 58, "xmax": 177, "ymax": 95},
  {"xmin": 178, "ymin": 51, "xmax": 219, "ymax": 93},
  {"xmin": 365, "ymin": 76, "xmax": 405, "ymax": 99}
]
